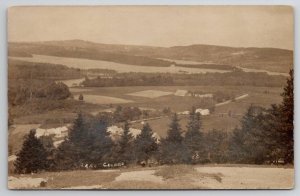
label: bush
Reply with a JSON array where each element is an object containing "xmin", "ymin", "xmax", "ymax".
[{"xmin": 79, "ymin": 94, "xmax": 84, "ymax": 101}]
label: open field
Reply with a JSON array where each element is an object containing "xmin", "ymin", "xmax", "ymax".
[
  {"xmin": 74, "ymin": 94, "xmax": 133, "ymax": 105},
  {"xmin": 57, "ymin": 78, "xmax": 85, "ymax": 87},
  {"xmin": 71, "ymin": 85, "xmax": 282, "ymax": 116},
  {"xmin": 12, "ymin": 85, "xmax": 280, "ymax": 138},
  {"xmin": 8, "ymin": 165, "xmax": 294, "ymax": 189},
  {"xmin": 9, "ymin": 85, "xmax": 283, "ymax": 143},
  {"xmin": 127, "ymin": 90, "xmax": 174, "ymax": 98}
]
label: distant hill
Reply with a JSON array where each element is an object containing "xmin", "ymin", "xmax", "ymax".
[{"xmin": 8, "ymin": 40, "xmax": 293, "ymax": 73}]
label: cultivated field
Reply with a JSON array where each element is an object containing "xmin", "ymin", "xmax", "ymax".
[
  {"xmin": 68, "ymin": 85, "xmax": 283, "ymax": 133},
  {"xmin": 8, "ymin": 165, "xmax": 294, "ymax": 189}
]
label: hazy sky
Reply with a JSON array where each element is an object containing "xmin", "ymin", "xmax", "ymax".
[{"xmin": 8, "ymin": 6, "xmax": 294, "ymax": 50}]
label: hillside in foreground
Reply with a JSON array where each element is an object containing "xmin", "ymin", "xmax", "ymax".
[{"xmin": 8, "ymin": 164, "xmax": 294, "ymax": 189}]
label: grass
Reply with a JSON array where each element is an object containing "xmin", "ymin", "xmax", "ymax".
[
  {"xmin": 21, "ymin": 170, "xmax": 120, "ymax": 189},
  {"xmin": 154, "ymin": 165, "xmax": 198, "ymax": 180},
  {"xmin": 104, "ymin": 180, "xmax": 203, "ymax": 189}
]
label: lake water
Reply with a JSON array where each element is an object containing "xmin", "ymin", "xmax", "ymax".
[{"xmin": 10, "ymin": 55, "xmax": 230, "ymax": 74}]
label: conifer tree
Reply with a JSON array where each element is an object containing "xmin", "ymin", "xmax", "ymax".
[
  {"xmin": 165, "ymin": 113, "xmax": 183, "ymax": 143},
  {"xmin": 116, "ymin": 121, "xmax": 134, "ymax": 163},
  {"xmin": 279, "ymin": 69, "xmax": 294, "ymax": 163},
  {"xmin": 228, "ymin": 106, "xmax": 267, "ymax": 164},
  {"xmin": 88, "ymin": 117, "xmax": 114, "ymax": 167},
  {"xmin": 14, "ymin": 129, "xmax": 49, "ymax": 174},
  {"xmin": 184, "ymin": 107, "xmax": 203, "ymax": 163},
  {"xmin": 55, "ymin": 112, "xmax": 89, "ymax": 169},
  {"xmin": 159, "ymin": 113, "xmax": 189, "ymax": 164},
  {"xmin": 135, "ymin": 123, "xmax": 158, "ymax": 163}
]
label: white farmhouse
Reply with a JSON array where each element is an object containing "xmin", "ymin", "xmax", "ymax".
[
  {"xmin": 107, "ymin": 125, "xmax": 160, "ymax": 143},
  {"xmin": 174, "ymin": 89, "xmax": 189, "ymax": 96},
  {"xmin": 195, "ymin": 108, "xmax": 210, "ymax": 116}
]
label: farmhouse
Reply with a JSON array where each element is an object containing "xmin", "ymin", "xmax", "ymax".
[
  {"xmin": 35, "ymin": 126, "xmax": 69, "ymax": 139},
  {"xmin": 174, "ymin": 89, "xmax": 189, "ymax": 96},
  {"xmin": 195, "ymin": 108, "xmax": 210, "ymax": 116},
  {"xmin": 195, "ymin": 93, "xmax": 213, "ymax": 98},
  {"xmin": 107, "ymin": 125, "xmax": 160, "ymax": 143},
  {"xmin": 178, "ymin": 111, "xmax": 190, "ymax": 115}
]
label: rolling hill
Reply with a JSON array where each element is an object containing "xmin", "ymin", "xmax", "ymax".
[{"xmin": 8, "ymin": 40, "xmax": 293, "ymax": 73}]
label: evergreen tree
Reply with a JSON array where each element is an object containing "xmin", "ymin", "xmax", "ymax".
[
  {"xmin": 261, "ymin": 104, "xmax": 284, "ymax": 164},
  {"xmin": 184, "ymin": 107, "xmax": 203, "ymax": 163},
  {"xmin": 55, "ymin": 113, "xmax": 114, "ymax": 169},
  {"xmin": 88, "ymin": 118, "xmax": 114, "ymax": 167},
  {"xmin": 204, "ymin": 129, "xmax": 229, "ymax": 163},
  {"xmin": 135, "ymin": 123, "xmax": 158, "ymax": 163},
  {"xmin": 14, "ymin": 129, "xmax": 49, "ymax": 174},
  {"xmin": 159, "ymin": 114, "xmax": 189, "ymax": 164},
  {"xmin": 279, "ymin": 69, "xmax": 294, "ymax": 163},
  {"xmin": 165, "ymin": 113, "xmax": 183, "ymax": 143},
  {"xmin": 55, "ymin": 113, "xmax": 89, "ymax": 170},
  {"xmin": 228, "ymin": 105, "xmax": 267, "ymax": 164},
  {"xmin": 115, "ymin": 121, "xmax": 134, "ymax": 163}
]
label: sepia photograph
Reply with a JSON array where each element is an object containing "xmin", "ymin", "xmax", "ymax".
[{"xmin": 7, "ymin": 5, "xmax": 294, "ymax": 189}]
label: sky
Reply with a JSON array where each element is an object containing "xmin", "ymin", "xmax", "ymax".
[{"xmin": 8, "ymin": 6, "xmax": 294, "ymax": 50}]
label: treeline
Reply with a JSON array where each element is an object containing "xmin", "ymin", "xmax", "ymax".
[
  {"xmin": 9, "ymin": 80, "xmax": 71, "ymax": 106},
  {"xmin": 8, "ymin": 79, "xmax": 72, "ymax": 125},
  {"xmin": 14, "ymin": 70, "xmax": 293, "ymax": 173},
  {"xmin": 229, "ymin": 70, "xmax": 294, "ymax": 164},
  {"xmin": 9, "ymin": 60, "xmax": 82, "ymax": 80},
  {"xmin": 82, "ymin": 74, "xmax": 174, "ymax": 87},
  {"xmin": 82, "ymin": 70, "xmax": 286, "ymax": 87}
]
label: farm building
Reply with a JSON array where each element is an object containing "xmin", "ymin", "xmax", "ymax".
[
  {"xmin": 35, "ymin": 126, "xmax": 69, "ymax": 139},
  {"xmin": 195, "ymin": 93, "xmax": 213, "ymax": 98},
  {"xmin": 174, "ymin": 89, "xmax": 189, "ymax": 96},
  {"xmin": 178, "ymin": 111, "xmax": 190, "ymax": 115},
  {"xmin": 107, "ymin": 125, "xmax": 160, "ymax": 143},
  {"xmin": 195, "ymin": 108, "xmax": 210, "ymax": 116}
]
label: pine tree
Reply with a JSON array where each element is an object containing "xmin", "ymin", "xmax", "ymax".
[
  {"xmin": 135, "ymin": 123, "xmax": 158, "ymax": 163},
  {"xmin": 55, "ymin": 113, "xmax": 114, "ymax": 169},
  {"xmin": 228, "ymin": 105, "xmax": 267, "ymax": 164},
  {"xmin": 88, "ymin": 118, "xmax": 114, "ymax": 167},
  {"xmin": 116, "ymin": 121, "xmax": 134, "ymax": 163},
  {"xmin": 159, "ymin": 113, "xmax": 189, "ymax": 164},
  {"xmin": 55, "ymin": 113, "xmax": 89, "ymax": 169},
  {"xmin": 165, "ymin": 113, "xmax": 183, "ymax": 143},
  {"xmin": 14, "ymin": 129, "xmax": 49, "ymax": 174},
  {"xmin": 184, "ymin": 107, "xmax": 203, "ymax": 163},
  {"xmin": 68, "ymin": 113, "xmax": 86, "ymax": 144},
  {"xmin": 279, "ymin": 69, "xmax": 294, "ymax": 163}
]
